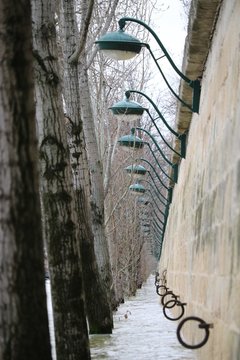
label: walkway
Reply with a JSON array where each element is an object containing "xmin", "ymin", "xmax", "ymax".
[{"xmin": 90, "ymin": 276, "xmax": 196, "ymax": 359}]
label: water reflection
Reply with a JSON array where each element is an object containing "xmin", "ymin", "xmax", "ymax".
[{"xmin": 90, "ymin": 276, "xmax": 195, "ymax": 360}]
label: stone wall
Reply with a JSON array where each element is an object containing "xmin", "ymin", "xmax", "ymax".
[{"xmin": 159, "ymin": 0, "xmax": 240, "ymax": 359}]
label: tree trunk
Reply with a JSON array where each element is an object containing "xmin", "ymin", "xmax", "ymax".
[
  {"xmin": 78, "ymin": 50, "xmax": 115, "ymax": 306},
  {"xmin": 0, "ymin": 1, "xmax": 52, "ymax": 359},
  {"xmin": 31, "ymin": 0, "xmax": 90, "ymax": 358},
  {"xmin": 59, "ymin": 0, "xmax": 113, "ymax": 333}
]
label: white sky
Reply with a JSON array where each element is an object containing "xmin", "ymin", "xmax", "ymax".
[
  {"xmin": 139, "ymin": 0, "xmax": 189, "ymax": 131},
  {"xmin": 145, "ymin": 0, "xmax": 188, "ymax": 118},
  {"xmin": 150, "ymin": 0, "xmax": 187, "ymax": 66}
]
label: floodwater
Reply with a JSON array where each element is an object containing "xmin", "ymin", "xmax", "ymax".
[
  {"xmin": 46, "ymin": 280, "xmax": 57, "ymax": 360},
  {"xmin": 90, "ymin": 276, "xmax": 196, "ymax": 360},
  {"xmin": 46, "ymin": 276, "xmax": 196, "ymax": 360}
]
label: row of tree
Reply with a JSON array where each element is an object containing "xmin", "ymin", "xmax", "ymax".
[{"xmin": 0, "ymin": 0, "xmax": 171, "ymax": 358}]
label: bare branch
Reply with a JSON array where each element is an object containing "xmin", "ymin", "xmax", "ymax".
[
  {"xmin": 86, "ymin": 0, "xmax": 120, "ymax": 69},
  {"xmin": 69, "ymin": 0, "xmax": 94, "ymax": 63}
]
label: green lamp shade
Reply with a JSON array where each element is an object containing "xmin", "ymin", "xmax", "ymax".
[
  {"xmin": 125, "ymin": 164, "xmax": 147, "ymax": 176},
  {"xmin": 109, "ymin": 98, "xmax": 145, "ymax": 121},
  {"xmin": 129, "ymin": 183, "xmax": 146, "ymax": 193},
  {"xmin": 95, "ymin": 30, "xmax": 142, "ymax": 60},
  {"xmin": 118, "ymin": 134, "xmax": 144, "ymax": 149}
]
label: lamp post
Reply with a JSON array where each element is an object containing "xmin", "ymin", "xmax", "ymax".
[
  {"xmin": 95, "ymin": 17, "xmax": 201, "ymax": 113},
  {"xmin": 125, "ymin": 162, "xmax": 170, "ymax": 202},
  {"xmin": 118, "ymin": 128, "xmax": 175, "ymax": 183},
  {"xmin": 119, "ymin": 127, "xmax": 178, "ymax": 183},
  {"xmin": 110, "ymin": 90, "xmax": 186, "ymax": 158}
]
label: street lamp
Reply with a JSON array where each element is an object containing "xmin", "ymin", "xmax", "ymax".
[
  {"xmin": 118, "ymin": 128, "xmax": 144, "ymax": 150},
  {"xmin": 125, "ymin": 162, "xmax": 170, "ymax": 204},
  {"xmin": 119, "ymin": 129, "xmax": 175, "ymax": 183},
  {"xmin": 95, "ymin": 17, "xmax": 201, "ymax": 113},
  {"xmin": 118, "ymin": 127, "xmax": 178, "ymax": 183},
  {"xmin": 125, "ymin": 164, "xmax": 147, "ymax": 179},
  {"xmin": 110, "ymin": 90, "xmax": 186, "ymax": 158},
  {"xmin": 129, "ymin": 182, "xmax": 146, "ymax": 194},
  {"xmin": 109, "ymin": 95, "xmax": 145, "ymax": 122}
]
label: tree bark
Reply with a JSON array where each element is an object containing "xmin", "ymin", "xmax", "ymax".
[
  {"xmin": 59, "ymin": 0, "xmax": 113, "ymax": 333},
  {"xmin": 31, "ymin": 0, "xmax": 90, "ymax": 358},
  {"xmin": 78, "ymin": 49, "xmax": 115, "ymax": 306},
  {"xmin": 0, "ymin": 1, "xmax": 52, "ymax": 359}
]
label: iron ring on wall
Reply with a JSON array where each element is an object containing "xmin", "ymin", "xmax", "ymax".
[
  {"xmin": 161, "ymin": 291, "xmax": 178, "ymax": 307},
  {"xmin": 176, "ymin": 316, "xmax": 213, "ymax": 349},
  {"xmin": 156, "ymin": 285, "xmax": 168, "ymax": 296},
  {"xmin": 163, "ymin": 300, "xmax": 186, "ymax": 320}
]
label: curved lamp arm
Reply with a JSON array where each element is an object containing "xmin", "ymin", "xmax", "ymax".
[
  {"xmin": 152, "ymin": 233, "xmax": 163, "ymax": 247},
  {"xmin": 147, "ymin": 171, "xmax": 173, "ymax": 206},
  {"xmin": 143, "ymin": 180, "xmax": 168, "ymax": 208},
  {"xmin": 148, "ymin": 189, "xmax": 167, "ymax": 218},
  {"xmin": 134, "ymin": 127, "xmax": 178, "ymax": 183},
  {"xmin": 151, "ymin": 206, "xmax": 165, "ymax": 227},
  {"xmin": 139, "ymin": 157, "xmax": 169, "ymax": 191},
  {"xmin": 142, "ymin": 180, "xmax": 168, "ymax": 212},
  {"xmin": 144, "ymin": 143, "xmax": 175, "ymax": 183},
  {"xmin": 135, "ymin": 127, "xmax": 171, "ymax": 165},
  {"xmin": 153, "ymin": 212, "xmax": 164, "ymax": 226},
  {"xmin": 119, "ymin": 18, "xmax": 190, "ymax": 83},
  {"xmin": 119, "ymin": 17, "xmax": 201, "ymax": 113},
  {"xmin": 152, "ymin": 206, "xmax": 168, "ymax": 235},
  {"xmin": 126, "ymin": 90, "xmax": 186, "ymax": 158},
  {"xmin": 152, "ymin": 219, "xmax": 163, "ymax": 235},
  {"xmin": 146, "ymin": 109, "xmax": 183, "ymax": 158},
  {"xmin": 147, "ymin": 172, "xmax": 168, "ymax": 202},
  {"xmin": 152, "ymin": 207, "xmax": 168, "ymax": 237}
]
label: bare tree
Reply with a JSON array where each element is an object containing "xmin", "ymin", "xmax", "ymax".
[
  {"xmin": 31, "ymin": 0, "xmax": 90, "ymax": 358},
  {"xmin": 59, "ymin": 0, "xmax": 113, "ymax": 333},
  {"xmin": 75, "ymin": 0, "xmax": 116, "ymax": 307}
]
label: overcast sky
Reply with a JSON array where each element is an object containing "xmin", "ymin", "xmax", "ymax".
[{"xmin": 146, "ymin": 0, "xmax": 188, "ymax": 106}]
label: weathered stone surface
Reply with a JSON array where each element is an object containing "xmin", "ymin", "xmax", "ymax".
[
  {"xmin": 172, "ymin": 0, "xmax": 222, "ymax": 166},
  {"xmin": 160, "ymin": 0, "xmax": 240, "ymax": 359}
]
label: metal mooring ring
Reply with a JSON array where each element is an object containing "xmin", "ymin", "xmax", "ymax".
[
  {"xmin": 163, "ymin": 300, "xmax": 186, "ymax": 321},
  {"xmin": 161, "ymin": 291, "xmax": 178, "ymax": 306},
  {"xmin": 176, "ymin": 316, "xmax": 213, "ymax": 349},
  {"xmin": 156, "ymin": 285, "xmax": 168, "ymax": 296}
]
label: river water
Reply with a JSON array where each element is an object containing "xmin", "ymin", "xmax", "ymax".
[
  {"xmin": 90, "ymin": 276, "xmax": 196, "ymax": 360},
  {"xmin": 46, "ymin": 276, "xmax": 196, "ymax": 359}
]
